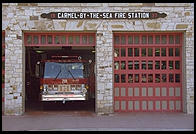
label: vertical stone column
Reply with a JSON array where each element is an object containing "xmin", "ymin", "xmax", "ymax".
[
  {"xmin": 185, "ymin": 32, "xmax": 194, "ymax": 114},
  {"xmin": 95, "ymin": 22, "xmax": 113, "ymax": 115},
  {"xmin": 4, "ymin": 28, "xmax": 24, "ymax": 115}
]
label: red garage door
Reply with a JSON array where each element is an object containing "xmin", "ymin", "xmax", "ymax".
[
  {"xmin": 24, "ymin": 32, "xmax": 96, "ymax": 47},
  {"xmin": 114, "ymin": 32, "xmax": 183, "ymax": 112}
]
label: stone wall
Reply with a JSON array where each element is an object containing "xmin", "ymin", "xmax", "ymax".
[{"xmin": 2, "ymin": 3, "xmax": 194, "ymax": 115}]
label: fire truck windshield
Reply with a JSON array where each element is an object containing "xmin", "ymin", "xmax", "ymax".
[{"xmin": 44, "ymin": 62, "xmax": 86, "ymax": 79}]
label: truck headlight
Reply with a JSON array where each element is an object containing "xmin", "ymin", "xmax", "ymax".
[
  {"xmin": 85, "ymin": 85, "xmax": 89, "ymax": 90},
  {"xmin": 82, "ymin": 88, "xmax": 87, "ymax": 94},
  {"xmin": 43, "ymin": 84, "xmax": 48, "ymax": 92},
  {"xmin": 40, "ymin": 85, "xmax": 43, "ymax": 91}
]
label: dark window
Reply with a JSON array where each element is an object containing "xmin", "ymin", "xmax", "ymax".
[
  {"xmin": 161, "ymin": 48, "xmax": 166, "ymax": 56},
  {"xmin": 155, "ymin": 48, "xmax": 160, "ymax": 56},
  {"xmin": 148, "ymin": 61, "xmax": 153, "ymax": 70},
  {"xmin": 148, "ymin": 74, "xmax": 153, "ymax": 83},
  {"xmin": 161, "ymin": 61, "xmax": 167, "ymax": 70},
  {"xmin": 148, "ymin": 48, "xmax": 153, "ymax": 56},
  {"xmin": 128, "ymin": 61, "xmax": 133, "ymax": 70},
  {"xmin": 55, "ymin": 35, "xmax": 60, "ymax": 44},
  {"xmin": 82, "ymin": 35, "xmax": 87, "ymax": 44},
  {"xmin": 135, "ymin": 74, "xmax": 139, "ymax": 83},
  {"xmin": 169, "ymin": 74, "xmax": 174, "ymax": 83},
  {"xmin": 134, "ymin": 61, "xmax": 139, "ymax": 70},
  {"xmin": 169, "ymin": 48, "xmax": 173, "ymax": 56},
  {"xmin": 89, "ymin": 35, "xmax": 94, "ymax": 44},
  {"xmin": 128, "ymin": 36, "xmax": 133, "ymax": 44},
  {"xmin": 175, "ymin": 74, "xmax": 180, "ymax": 83},
  {"xmin": 41, "ymin": 35, "xmax": 46, "ymax": 44},
  {"xmin": 162, "ymin": 74, "xmax": 167, "ymax": 82},
  {"xmin": 169, "ymin": 61, "xmax": 174, "ymax": 70},
  {"xmin": 121, "ymin": 36, "xmax": 126, "ymax": 44},
  {"xmin": 33, "ymin": 36, "xmax": 39, "ymax": 44},
  {"xmin": 114, "ymin": 48, "xmax": 119, "ymax": 57},
  {"xmin": 141, "ymin": 74, "xmax": 147, "ymax": 83},
  {"xmin": 169, "ymin": 35, "xmax": 174, "ymax": 44},
  {"xmin": 175, "ymin": 48, "xmax": 180, "ymax": 56},
  {"xmin": 68, "ymin": 36, "xmax": 74, "ymax": 44},
  {"xmin": 155, "ymin": 74, "xmax": 160, "ymax": 83},
  {"xmin": 155, "ymin": 35, "xmax": 160, "ymax": 44},
  {"xmin": 148, "ymin": 35, "xmax": 153, "ymax": 44},
  {"xmin": 114, "ymin": 36, "xmax": 120, "ymax": 44},
  {"xmin": 175, "ymin": 61, "xmax": 180, "ymax": 69},
  {"xmin": 121, "ymin": 74, "xmax": 126, "ymax": 83},
  {"xmin": 134, "ymin": 48, "xmax": 139, "ymax": 57},
  {"xmin": 27, "ymin": 35, "xmax": 32, "ymax": 44},
  {"xmin": 115, "ymin": 74, "xmax": 119, "ymax": 83},
  {"xmin": 121, "ymin": 61, "xmax": 126, "ymax": 70},
  {"xmin": 134, "ymin": 36, "xmax": 139, "ymax": 44},
  {"xmin": 161, "ymin": 35, "xmax": 167, "ymax": 44},
  {"xmin": 175, "ymin": 35, "xmax": 180, "ymax": 44},
  {"xmin": 142, "ymin": 61, "xmax": 146, "ymax": 70},
  {"xmin": 128, "ymin": 48, "xmax": 133, "ymax": 57},
  {"xmin": 128, "ymin": 74, "xmax": 133, "ymax": 83},
  {"xmin": 155, "ymin": 61, "xmax": 160, "ymax": 69},
  {"xmin": 47, "ymin": 35, "xmax": 52, "ymax": 44},
  {"xmin": 75, "ymin": 35, "xmax": 80, "ymax": 44},
  {"xmin": 121, "ymin": 48, "xmax": 126, "ymax": 57},
  {"xmin": 142, "ymin": 35, "xmax": 147, "ymax": 44},
  {"xmin": 114, "ymin": 61, "xmax": 120, "ymax": 70},
  {"xmin": 61, "ymin": 36, "xmax": 66, "ymax": 44},
  {"xmin": 142, "ymin": 48, "xmax": 146, "ymax": 57}
]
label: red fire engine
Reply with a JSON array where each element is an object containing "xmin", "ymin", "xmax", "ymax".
[{"xmin": 35, "ymin": 55, "xmax": 94, "ymax": 103}]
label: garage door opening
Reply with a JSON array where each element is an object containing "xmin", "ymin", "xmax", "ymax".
[{"xmin": 24, "ymin": 32, "xmax": 95, "ymax": 113}]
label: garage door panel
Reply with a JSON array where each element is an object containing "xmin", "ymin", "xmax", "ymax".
[
  {"xmin": 128, "ymin": 101, "xmax": 133, "ymax": 110},
  {"xmin": 142, "ymin": 101, "xmax": 147, "ymax": 111},
  {"xmin": 148, "ymin": 101, "xmax": 154, "ymax": 111},
  {"xmin": 114, "ymin": 33, "xmax": 182, "ymax": 112},
  {"xmin": 128, "ymin": 88, "xmax": 133, "ymax": 96},
  {"xmin": 121, "ymin": 87, "xmax": 126, "ymax": 97},
  {"xmin": 121, "ymin": 101, "xmax": 126, "ymax": 111}
]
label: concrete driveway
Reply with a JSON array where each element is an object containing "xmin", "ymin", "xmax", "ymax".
[{"xmin": 2, "ymin": 110, "xmax": 194, "ymax": 131}]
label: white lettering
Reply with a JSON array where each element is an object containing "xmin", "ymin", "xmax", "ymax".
[
  {"xmin": 57, "ymin": 13, "xmax": 78, "ymax": 19},
  {"xmin": 114, "ymin": 13, "xmax": 126, "ymax": 18},
  {"xmin": 90, "ymin": 13, "xmax": 99, "ymax": 18},
  {"xmin": 58, "ymin": 13, "xmax": 61, "ymax": 18},
  {"xmin": 128, "ymin": 13, "xmax": 131, "ymax": 18},
  {"xmin": 80, "ymin": 13, "xmax": 86, "ymax": 18},
  {"xmin": 56, "ymin": 12, "xmax": 151, "ymax": 19},
  {"xmin": 103, "ymin": 13, "xmax": 112, "ymax": 18},
  {"xmin": 135, "ymin": 13, "xmax": 138, "ymax": 18}
]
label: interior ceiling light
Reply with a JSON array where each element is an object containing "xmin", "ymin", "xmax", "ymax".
[{"xmin": 35, "ymin": 50, "xmax": 45, "ymax": 54}]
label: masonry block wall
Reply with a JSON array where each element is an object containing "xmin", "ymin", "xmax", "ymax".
[{"xmin": 2, "ymin": 3, "xmax": 194, "ymax": 115}]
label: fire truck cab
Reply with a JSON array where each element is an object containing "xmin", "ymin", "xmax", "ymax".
[{"xmin": 35, "ymin": 55, "xmax": 94, "ymax": 103}]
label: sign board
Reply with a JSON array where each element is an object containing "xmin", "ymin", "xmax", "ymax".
[{"xmin": 41, "ymin": 12, "xmax": 167, "ymax": 19}]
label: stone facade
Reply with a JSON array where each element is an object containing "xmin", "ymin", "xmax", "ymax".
[{"xmin": 2, "ymin": 3, "xmax": 194, "ymax": 115}]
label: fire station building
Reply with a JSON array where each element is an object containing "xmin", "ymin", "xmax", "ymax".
[{"xmin": 2, "ymin": 3, "xmax": 194, "ymax": 115}]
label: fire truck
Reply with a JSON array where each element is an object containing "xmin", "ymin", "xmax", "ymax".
[{"xmin": 35, "ymin": 55, "xmax": 94, "ymax": 103}]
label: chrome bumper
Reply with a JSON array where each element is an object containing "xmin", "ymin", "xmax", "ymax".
[{"xmin": 41, "ymin": 94, "xmax": 86, "ymax": 101}]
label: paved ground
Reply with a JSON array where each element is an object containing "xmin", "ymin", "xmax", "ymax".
[{"xmin": 2, "ymin": 110, "xmax": 194, "ymax": 131}]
